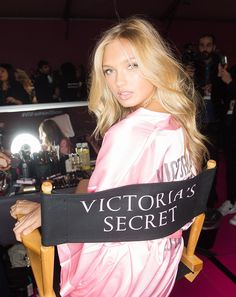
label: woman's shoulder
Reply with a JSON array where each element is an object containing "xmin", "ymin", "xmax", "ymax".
[
  {"xmin": 108, "ymin": 108, "xmax": 179, "ymax": 136},
  {"xmin": 102, "ymin": 109, "xmax": 182, "ymax": 156}
]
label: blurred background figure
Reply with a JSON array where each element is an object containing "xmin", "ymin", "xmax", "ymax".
[
  {"xmin": 76, "ymin": 64, "xmax": 88, "ymax": 101},
  {"xmin": 193, "ymin": 34, "xmax": 223, "ymax": 208},
  {"xmin": 0, "ymin": 63, "xmax": 31, "ymax": 105},
  {"xmin": 182, "ymin": 42, "xmax": 197, "ymax": 79},
  {"xmin": 58, "ymin": 62, "xmax": 80, "ymax": 102},
  {"xmin": 194, "ymin": 34, "xmax": 223, "ymax": 131},
  {"xmin": 217, "ymin": 64, "xmax": 236, "ymax": 225},
  {"xmin": 39, "ymin": 119, "xmax": 72, "ymax": 155},
  {"xmin": 34, "ymin": 60, "xmax": 59, "ymax": 103},
  {"xmin": 15, "ymin": 68, "xmax": 37, "ymax": 103}
]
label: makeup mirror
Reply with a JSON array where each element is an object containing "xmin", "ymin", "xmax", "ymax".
[{"xmin": 0, "ymin": 102, "xmax": 96, "ymax": 154}]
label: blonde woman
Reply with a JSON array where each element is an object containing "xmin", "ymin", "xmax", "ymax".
[
  {"xmin": 11, "ymin": 17, "xmax": 208, "ymax": 296},
  {"xmin": 0, "ymin": 64, "xmax": 31, "ymax": 105},
  {"xmin": 15, "ymin": 69, "xmax": 37, "ymax": 103}
]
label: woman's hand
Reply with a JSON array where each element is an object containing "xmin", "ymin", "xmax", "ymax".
[
  {"xmin": 10, "ymin": 200, "xmax": 41, "ymax": 242},
  {"xmin": 10, "ymin": 200, "xmax": 39, "ymax": 219},
  {"xmin": 6, "ymin": 96, "xmax": 23, "ymax": 105}
]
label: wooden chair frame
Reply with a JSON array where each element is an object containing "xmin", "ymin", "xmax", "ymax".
[{"xmin": 18, "ymin": 160, "xmax": 216, "ymax": 297}]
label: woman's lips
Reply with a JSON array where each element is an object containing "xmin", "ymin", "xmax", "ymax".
[{"xmin": 118, "ymin": 91, "xmax": 133, "ymax": 100}]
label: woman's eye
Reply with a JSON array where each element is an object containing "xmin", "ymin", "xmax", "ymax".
[
  {"xmin": 128, "ymin": 63, "xmax": 138, "ymax": 70},
  {"xmin": 103, "ymin": 68, "xmax": 113, "ymax": 76}
]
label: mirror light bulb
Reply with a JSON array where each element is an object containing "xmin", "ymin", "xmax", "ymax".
[{"xmin": 11, "ymin": 133, "xmax": 41, "ymax": 154}]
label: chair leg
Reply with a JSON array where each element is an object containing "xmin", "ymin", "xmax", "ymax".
[
  {"xmin": 184, "ymin": 269, "xmax": 202, "ymax": 282},
  {"xmin": 41, "ymin": 246, "xmax": 56, "ymax": 297}
]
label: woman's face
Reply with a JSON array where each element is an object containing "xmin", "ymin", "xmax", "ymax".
[
  {"xmin": 39, "ymin": 130, "xmax": 47, "ymax": 146},
  {"xmin": 102, "ymin": 38, "xmax": 155, "ymax": 108},
  {"xmin": 0, "ymin": 67, "xmax": 9, "ymax": 81}
]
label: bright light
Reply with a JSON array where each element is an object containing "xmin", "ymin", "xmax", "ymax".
[{"xmin": 11, "ymin": 133, "xmax": 41, "ymax": 154}]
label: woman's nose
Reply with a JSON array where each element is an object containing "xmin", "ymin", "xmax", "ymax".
[{"xmin": 115, "ymin": 70, "xmax": 126, "ymax": 87}]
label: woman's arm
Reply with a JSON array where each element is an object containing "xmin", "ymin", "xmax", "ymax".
[
  {"xmin": 11, "ymin": 178, "xmax": 89, "ymax": 242},
  {"xmin": 5, "ymin": 96, "xmax": 23, "ymax": 105}
]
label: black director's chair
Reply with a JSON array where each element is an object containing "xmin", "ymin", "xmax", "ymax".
[{"xmin": 16, "ymin": 160, "xmax": 216, "ymax": 297}]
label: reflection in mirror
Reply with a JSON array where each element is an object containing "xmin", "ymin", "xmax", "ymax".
[
  {"xmin": 0, "ymin": 101, "xmax": 96, "ymax": 155},
  {"xmin": 0, "ymin": 101, "xmax": 97, "ymax": 194}
]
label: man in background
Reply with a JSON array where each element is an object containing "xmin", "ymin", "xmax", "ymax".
[
  {"xmin": 194, "ymin": 34, "xmax": 223, "ymax": 207},
  {"xmin": 34, "ymin": 60, "xmax": 58, "ymax": 103}
]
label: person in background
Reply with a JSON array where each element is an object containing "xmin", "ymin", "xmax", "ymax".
[
  {"xmin": 15, "ymin": 68, "xmax": 37, "ymax": 103},
  {"xmin": 194, "ymin": 34, "xmax": 223, "ymax": 208},
  {"xmin": 39, "ymin": 119, "xmax": 72, "ymax": 156},
  {"xmin": 217, "ymin": 64, "xmax": 236, "ymax": 224},
  {"xmin": 11, "ymin": 17, "xmax": 208, "ymax": 297},
  {"xmin": 194, "ymin": 34, "xmax": 222, "ymax": 137},
  {"xmin": 76, "ymin": 63, "xmax": 88, "ymax": 100},
  {"xmin": 182, "ymin": 42, "xmax": 197, "ymax": 80},
  {"xmin": 57, "ymin": 62, "xmax": 81, "ymax": 102},
  {"xmin": 0, "ymin": 63, "xmax": 31, "ymax": 105},
  {"xmin": 34, "ymin": 60, "xmax": 58, "ymax": 103}
]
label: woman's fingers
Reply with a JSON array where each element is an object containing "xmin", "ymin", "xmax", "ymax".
[
  {"xmin": 13, "ymin": 206, "xmax": 41, "ymax": 242},
  {"xmin": 10, "ymin": 200, "xmax": 40, "ymax": 218}
]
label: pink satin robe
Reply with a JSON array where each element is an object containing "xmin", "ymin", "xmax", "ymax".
[{"xmin": 57, "ymin": 108, "xmax": 194, "ymax": 297}]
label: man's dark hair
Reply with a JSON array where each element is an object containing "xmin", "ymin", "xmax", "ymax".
[
  {"xmin": 37, "ymin": 60, "xmax": 49, "ymax": 70},
  {"xmin": 199, "ymin": 34, "xmax": 216, "ymax": 45}
]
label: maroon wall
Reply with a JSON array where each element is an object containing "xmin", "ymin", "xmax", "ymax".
[
  {"xmin": 1, "ymin": 18, "xmax": 236, "ymax": 73},
  {"xmin": 1, "ymin": 19, "xmax": 113, "ymax": 73}
]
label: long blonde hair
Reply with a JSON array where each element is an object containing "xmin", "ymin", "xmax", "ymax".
[{"xmin": 88, "ymin": 17, "xmax": 208, "ymax": 172}]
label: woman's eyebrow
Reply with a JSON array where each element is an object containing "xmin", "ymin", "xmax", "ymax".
[{"xmin": 102, "ymin": 57, "xmax": 137, "ymax": 68}]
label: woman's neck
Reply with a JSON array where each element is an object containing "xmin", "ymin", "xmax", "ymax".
[{"xmin": 142, "ymin": 98, "xmax": 168, "ymax": 113}]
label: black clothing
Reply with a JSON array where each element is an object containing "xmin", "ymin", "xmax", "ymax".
[
  {"xmin": 0, "ymin": 81, "xmax": 30, "ymax": 105},
  {"xmin": 195, "ymin": 54, "xmax": 223, "ymax": 123},
  {"xmin": 194, "ymin": 54, "xmax": 222, "ymax": 207},
  {"xmin": 58, "ymin": 79, "xmax": 81, "ymax": 102},
  {"xmin": 34, "ymin": 74, "xmax": 55, "ymax": 103}
]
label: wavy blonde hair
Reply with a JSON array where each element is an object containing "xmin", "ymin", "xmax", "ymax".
[{"xmin": 88, "ymin": 17, "xmax": 208, "ymax": 172}]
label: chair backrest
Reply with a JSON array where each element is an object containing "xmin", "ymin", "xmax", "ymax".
[{"xmin": 17, "ymin": 160, "xmax": 216, "ymax": 297}]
